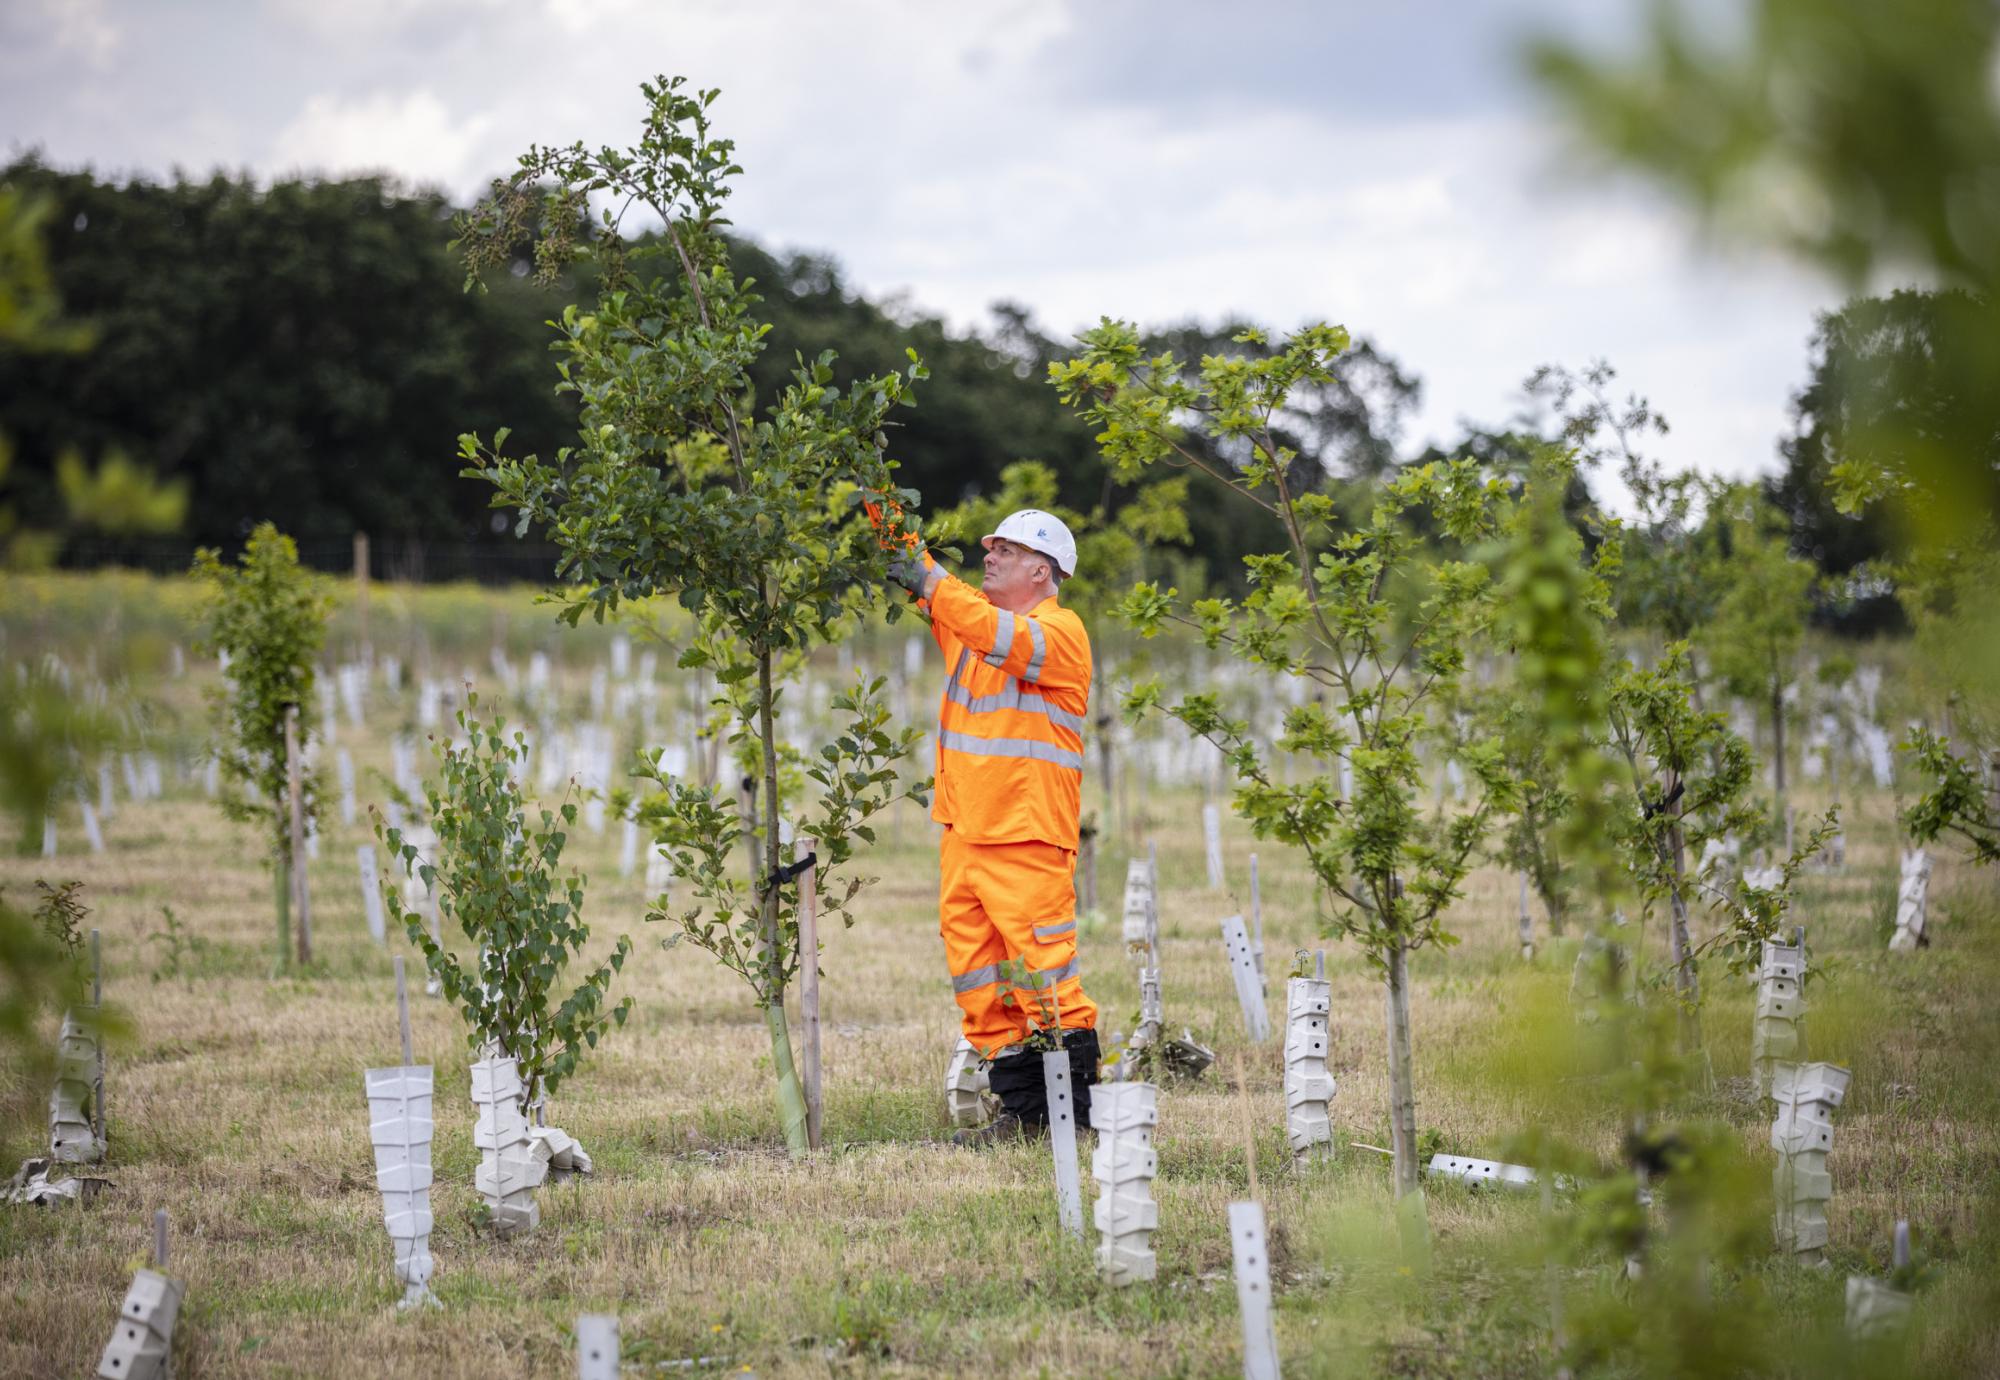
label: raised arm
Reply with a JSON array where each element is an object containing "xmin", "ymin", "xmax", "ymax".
[{"xmin": 925, "ymin": 573, "xmax": 1088, "ymax": 692}]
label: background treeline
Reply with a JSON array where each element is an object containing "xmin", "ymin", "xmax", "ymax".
[{"xmin": 0, "ymin": 155, "xmax": 1970, "ymax": 628}]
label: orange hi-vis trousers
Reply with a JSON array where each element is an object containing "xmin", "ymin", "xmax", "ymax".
[{"xmin": 941, "ymin": 825, "xmax": 1098, "ymax": 1058}]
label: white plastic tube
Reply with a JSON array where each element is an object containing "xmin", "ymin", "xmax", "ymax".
[
  {"xmin": 1089, "ymin": 1082, "xmax": 1159, "ymax": 1284},
  {"xmin": 1282, "ymin": 974, "xmax": 1334, "ymax": 1162},
  {"xmin": 365, "ymin": 1064, "xmax": 440, "ymax": 1308}
]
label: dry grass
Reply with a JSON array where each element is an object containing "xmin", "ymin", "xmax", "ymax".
[{"xmin": 2, "ymin": 634, "xmax": 1997, "ymax": 1378}]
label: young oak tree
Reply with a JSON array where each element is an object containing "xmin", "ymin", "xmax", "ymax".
[
  {"xmin": 1051, "ymin": 320, "xmax": 1515, "ymax": 1199},
  {"xmin": 1699, "ymin": 485, "xmax": 1816, "ymax": 828},
  {"xmin": 192, "ymin": 522, "xmax": 331, "ymax": 971},
  {"xmin": 379, "ymin": 700, "xmax": 629, "ymax": 1113},
  {"xmin": 454, "ymin": 77, "xmax": 927, "ymax": 1156}
]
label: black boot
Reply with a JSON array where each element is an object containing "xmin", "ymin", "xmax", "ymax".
[{"xmin": 954, "ymin": 1028, "xmax": 1100, "ymax": 1148}]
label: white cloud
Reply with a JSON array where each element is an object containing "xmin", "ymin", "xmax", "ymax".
[
  {"xmin": 270, "ymin": 0, "xmax": 504, "ymax": 44},
  {"xmin": 270, "ymin": 89, "xmax": 492, "ymax": 193},
  {"xmin": 0, "ymin": 0, "xmax": 1844, "ymax": 493},
  {"xmin": 35, "ymin": 0, "xmax": 119, "ymax": 66}
]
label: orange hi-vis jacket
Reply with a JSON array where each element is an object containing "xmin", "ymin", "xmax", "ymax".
[{"xmin": 909, "ymin": 556, "xmax": 1092, "ymax": 851}]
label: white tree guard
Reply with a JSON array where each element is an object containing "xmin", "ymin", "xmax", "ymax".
[
  {"xmin": 1121, "ymin": 859, "xmax": 1157, "ymax": 965},
  {"xmin": 95, "ymin": 1268, "xmax": 183, "ymax": 1380},
  {"xmin": 1089, "ymin": 1082, "xmax": 1159, "ymax": 1285},
  {"xmin": 1427, "ymin": 1154, "xmax": 1537, "ymax": 1190},
  {"xmin": 1889, "ymin": 849, "xmax": 1931, "ymax": 953},
  {"xmin": 1044, "ymin": 1050, "xmax": 1085, "ymax": 1239},
  {"xmin": 1229, "ymin": 1201, "xmax": 1283, "ymax": 1380},
  {"xmin": 365, "ymin": 1064, "xmax": 440, "ymax": 1308},
  {"xmin": 357, "ymin": 845, "xmax": 386, "ymax": 944},
  {"xmin": 531, "ymin": 1122, "xmax": 594, "ymax": 1181},
  {"xmin": 1112, "ymin": 966, "xmax": 1164, "ymax": 1083},
  {"xmin": 944, "ymin": 1036, "xmax": 994, "ymax": 1127},
  {"xmin": 1283, "ymin": 976, "xmax": 1335, "ymax": 1162},
  {"xmin": 337, "ymin": 747, "xmax": 357, "ymax": 826},
  {"xmin": 1771, "ymin": 1061, "xmax": 1850, "ymax": 1263},
  {"xmin": 1203, "ymin": 802, "xmax": 1225, "ymax": 890},
  {"xmin": 82, "ymin": 801, "xmax": 105, "ymax": 854},
  {"xmin": 1515, "ymin": 874, "xmax": 1534, "ymax": 960},
  {"xmin": 577, "ymin": 1313, "xmax": 620, "ymax": 1379},
  {"xmin": 1752, "ymin": 938, "xmax": 1807, "ymax": 1097},
  {"xmin": 339, "ymin": 661, "xmax": 367, "ymax": 727},
  {"xmin": 50, "ymin": 1009, "xmax": 105, "ymax": 1165},
  {"xmin": 1845, "ymin": 1276, "xmax": 1912, "ymax": 1338},
  {"xmin": 470, "ymin": 1055, "xmax": 549, "ymax": 1235},
  {"xmin": 1220, "ymin": 916, "xmax": 1271, "ymax": 1042}
]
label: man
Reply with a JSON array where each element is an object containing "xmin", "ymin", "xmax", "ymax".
[{"xmin": 878, "ymin": 506, "xmax": 1100, "ymax": 1146}]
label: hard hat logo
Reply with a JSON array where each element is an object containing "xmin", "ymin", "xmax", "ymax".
[{"xmin": 982, "ymin": 509, "xmax": 1078, "ymax": 580}]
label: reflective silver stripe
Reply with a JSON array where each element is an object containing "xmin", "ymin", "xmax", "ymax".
[
  {"xmin": 1033, "ymin": 919, "xmax": 1076, "ymax": 941},
  {"xmin": 950, "ymin": 647, "xmax": 973, "ymax": 689},
  {"xmin": 921, "ymin": 563, "xmax": 947, "ymax": 599},
  {"xmin": 1025, "ymin": 956, "xmax": 1080, "ymax": 987},
  {"xmin": 942, "ymin": 677, "xmax": 1087, "ymax": 734},
  {"xmin": 1023, "ymin": 618, "xmax": 1047, "ymax": 683},
  {"xmin": 951, "ymin": 963, "xmax": 1003, "ymax": 995},
  {"xmin": 983, "ymin": 610, "xmax": 1017, "ymax": 668},
  {"xmin": 938, "ymin": 730, "xmax": 1084, "ymax": 772}
]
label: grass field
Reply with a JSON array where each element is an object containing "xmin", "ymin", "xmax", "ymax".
[{"xmin": 2, "ymin": 581, "xmax": 1996, "ymax": 1378}]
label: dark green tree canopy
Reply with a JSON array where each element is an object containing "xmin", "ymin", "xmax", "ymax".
[{"xmin": 0, "ymin": 156, "xmax": 1421, "ymax": 593}]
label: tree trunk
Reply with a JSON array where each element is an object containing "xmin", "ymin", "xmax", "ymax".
[
  {"xmin": 754, "ymin": 639, "xmax": 808, "ymax": 1159},
  {"xmin": 273, "ymin": 859, "xmax": 290, "ymax": 973},
  {"xmin": 1664, "ymin": 773, "xmax": 1703, "ymax": 1059},
  {"xmin": 1383, "ymin": 936, "xmax": 1420, "ymax": 1198},
  {"xmin": 1770, "ymin": 675, "xmax": 1788, "ymax": 808}
]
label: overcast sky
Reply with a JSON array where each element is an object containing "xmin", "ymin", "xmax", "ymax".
[{"xmin": 2, "ymin": 0, "xmax": 1849, "ymax": 499}]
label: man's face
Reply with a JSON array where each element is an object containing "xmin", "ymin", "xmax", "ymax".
[{"xmin": 981, "ymin": 537, "xmax": 1051, "ymax": 609}]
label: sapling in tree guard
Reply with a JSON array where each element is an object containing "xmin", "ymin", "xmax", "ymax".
[
  {"xmin": 1604, "ymin": 645, "xmax": 1760, "ymax": 1059},
  {"xmin": 1052, "ymin": 322, "xmax": 1516, "ymax": 1198},
  {"xmin": 378, "ymin": 700, "xmax": 631, "ymax": 1139},
  {"xmin": 1700, "ymin": 486, "xmax": 1815, "ymax": 821},
  {"xmin": 192, "ymin": 523, "xmax": 331, "ymax": 971},
  {"xmin": 456, "ymin": 76, "xmax": 927, "ymax": 1156}
]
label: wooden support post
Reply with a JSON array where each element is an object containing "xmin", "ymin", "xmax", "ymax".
[
  {"xmin": 90, "ymin": 928, "xmax": 104, "ymax": 1147},
  {"xmin": 1249, "ymin": 852, "xmax": 1265, "ymax": 993},
  {"xmin": 394, "ymin": 955, "xmax": 413, "ymax": 1067},
  {"xmin": 353, "ymin": 530, "xmax": 370, "ymax": 658},
  {"xmin": 798, "ymin": 836, "xmax": 823, "ymax": 1151},
  {"xmin": 285, "ymin": 706, "xmax": 313, "ymax": 966},
  {"xmin": 153, "ymin": 1208, "xmax": 168, "ymax": 1269}
]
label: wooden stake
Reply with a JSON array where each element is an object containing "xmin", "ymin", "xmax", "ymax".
[
  {"xmin": 152, "ymin": 1208, "xmax": 168, "ymax": 1269},
  {"xmin": 285, "ymin": 706, "xmax": 313, "ymax": 966},
  {"xmin": 798, "ymin": 837, "xmax": 823, "ymax": 1151},
  {"xmin": 1249, "ymin": 853, "xmax": 1265, "ymax": 992},
  {"xmin": 1233, "ymin": 1048, "xmax": 1259, "ymax": 1202},
  {"xmin": 394, "ymin": 955, "xmax": 413, "ymax": 1067},
  {"xmin": 353, "ymin": 530, "xmax": 370, "ymax": 656},
  {"xmin": 90, "ymin": 927, "xmax": 105, "ymax": 1146}
]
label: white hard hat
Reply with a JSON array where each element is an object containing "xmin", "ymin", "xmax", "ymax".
[{"xmin": 982, "ymin": 509, "xmax": 1077, "ymax": 578}]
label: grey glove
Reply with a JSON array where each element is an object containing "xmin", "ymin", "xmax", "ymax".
[{"xmin": 886, "ymin": 555, "xmax": 928, "ymax": 596}]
